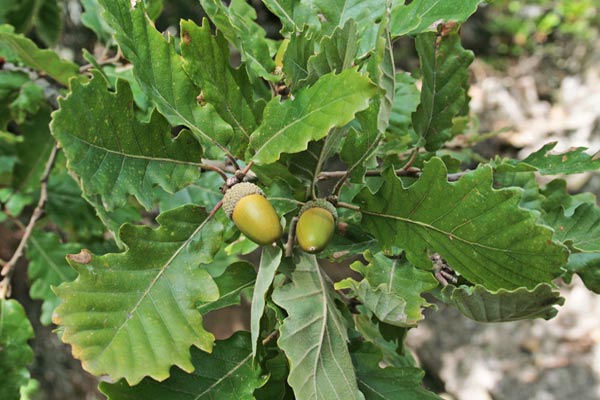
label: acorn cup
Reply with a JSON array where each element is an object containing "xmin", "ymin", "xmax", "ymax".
[
  {"xmin": 296, "ymin": 199, "xmax": 337, "ymax": 254},
  {"xmin": 222, "ymin": 182, "xmax": 282, "ymax": 245}
]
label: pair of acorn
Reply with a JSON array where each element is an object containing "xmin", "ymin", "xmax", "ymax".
[{"xmin": 223, "ymin": 182, "xmax": 336, "ymax": 253}]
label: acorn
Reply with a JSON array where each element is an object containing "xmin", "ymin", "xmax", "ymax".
[
  {"xmin": 223, "ymin": 182, "xmax": 282, "ymax": 245},
  {"xmin": 296, "ymin": 199, "xmax": 337, "ymax": 254}
]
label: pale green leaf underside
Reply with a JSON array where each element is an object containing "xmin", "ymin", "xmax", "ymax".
[
  {"xmin": 357, "ymin": 158, "xmax": 568, "ymax": 291},
  {"xmin": 100, "ymin": 332, "xmax": 266, "ymax": 400},
  {"xmin": 336, "ymin": 251, "xmax": 438, "ymax": 327},
  {"xmin": 391, "ymin": 0, "xmax": 484, "ymax": 36},
  {"xmin": 272, "ymin": 252, "xmax": 362, "ymax": 400},
  {"xmin": 97, "ymin": 0, "xmax": 233, "ymax": 154},
  {"xmin": 26, "ymin": 230, "xmax": 79, "ymax": 325},
  {"xmin": 441, "ymin": 283, "xmax": 565, "ymax": 322},
  {"xmin": 251, "ymin": 246, "xmax": 282, "ymax": 358},
  {"xmin": 251, "ymin": 68, "xmax": 377, "ymax": 165},
  {"xmin": 0, "ymin": 299, "xmax": 35, "ymax": 400},
  {"xmin": 0, "ymin": 24, "xmax": 79, "ymax": 86},
  {"xmin": 51, "ymin": 74, "xmax": 202, "ymax": 210},
  {"xmin": 53, "ymin": 206, "xmax": 223, "ymax": 385}
]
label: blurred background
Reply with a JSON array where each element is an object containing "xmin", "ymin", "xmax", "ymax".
[{"xmin": 2, "ymin": 1, "xmax": 599, "ymax": 399}]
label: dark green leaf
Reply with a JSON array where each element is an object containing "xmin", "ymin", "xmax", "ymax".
[
  {"xmin": 0, "ymin": 299, "xmax": 35, "ymax": 400},
  {"xmin": 304, "ymin": 19, "xmax": 359, "ymax": 86},
  {"xmin": 199, "ymin": 0, "xmax": 278, "ymax": 81},
  {"xmin": 356, "ymin": 158, "xmax": 568, "ymax": 290},
  {"xmin": 51, "ymin": 74, "xmax": 203, "ymax": 210},
  {"xmin": 251, "ymin": 68, "xmax": 377, "ymax": 165},
  {"xmin": 336, "ymin": 251, "xmax": 437, "ymax": 326},
  {"xmin": 0, "ymin": 25, "xmax": 79, "ymax": 86},
  {"xmin": 272, "ymin": 252, "xmax": 362, "ymax": 399},
  {"xmin": 544, "ymin": 203, "xmax": 600, "ymax": 252},
  {"xmin": 100, "ymin": 331, "xmax": 266, "ymax": 400},
  {"xmin": 26, "ymin": 231, "xmax": 79, "ymax": 325},
  {"xmin": 198, "ymin": 262, "xmax": 256, "ymax": 315},
  {"xmin": 98, "ymin": 0, "xmax": 233, "ymax": 155},
  {"xmin": 53, "ymin": 205, "xmax": 223, "ymax": 384},
  {"xmin": 566, "ymin": 253, "xmax": 600, "ymax": 294},
  {"xmin": 180, "ymin": 20, "xmax": 262, "ymax": 157},
  {"xmin": 519, "ymin": 142, "xmax": 600, "ymax": 175},
  {"xmin": 0, "ymin": 0, "xmax": 62, "ymax": 46},
  {"xmin": 351, "ymin": 341, "xmax": 440, "ymax": 400},
  {"xmin": 412, "ymin": 26, "xmax": 474, "ymax": 151},
  {"xmin": 441, "ymin": 283, "xmax": 565, "ymax": 322}
]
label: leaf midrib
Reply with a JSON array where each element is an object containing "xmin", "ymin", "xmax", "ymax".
[
  {"xmin": 69, "ymin": 135, "xmax": 203, "ymax": 167},
  {"xmin": 96, "ymin": 215, "xmax": 213, "ymax": 360}
]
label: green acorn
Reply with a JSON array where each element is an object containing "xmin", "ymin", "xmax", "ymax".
[
  {"xmin": 223, "ymin": 182, "xmax": 282, "ymax": 245},
  {"xmin": 296, "ymin": 199, "xmax": 337, "ymax": 254}
]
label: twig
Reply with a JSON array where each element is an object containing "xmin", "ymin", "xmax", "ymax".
[
  {"xmin": 319, "ymin": 168, "xmax": 470, "ymax": 182},
  {"xmin": 1, "ymin": 145, "xmax": 60, "ymax": 298},
  {"xmin": 200, "ymin": 163, "xmax": 228, "ymax": 181},
  {"xmin": 262, "ymin": 329, "xmax": 279, "ymax": 346},
  {"xmin": 400, "ymin": 148, "xmax": 418, "ymax": 171},
  {"xmin": 285, "ymin": 217, "xmax": 299, "ymax": 257}
]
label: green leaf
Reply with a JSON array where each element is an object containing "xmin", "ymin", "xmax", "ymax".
[
  {"xmin": 336, "ymin": 251, "xmax": 438, "ymax": 327},
  {"xmin": 272, "ymin": 252, "xmax": 362, "ymax": 400},
  {"xmin": 391, "ymin": 0, "xmax": 483, "ymax": 36},
  {"xmin": 383, "ymin": 72, "xmax": 420, "ymax": 151},
  {"xmin": 351, "ymin": 341, "xmax": 441, "ymax": 400},
  {"xmin": 264, "ymin": 0, "xmax": 387, "ymax": 55},
  {"xmin": 566, "ymin": 253, "xmax": 600, "ymax": 294},
  {"xmin": 8, "ymin": 81, "xmax": 44, "ymax": 123},
  {"xmin": 356, "ymin": 158, "xmax": 568, "ymax": 290},
  {"xmin": 441, "ymin": 283, "xmax": 565, "ymax": 322},
  {"xmin": 180, "ymin": 19, "xmax": 262, "ymax": 157},
  {"xmin": 80, "ymin": 0, "xmax": 115, "ymax": 43},
  {"xmin": 519, "ymin": 142, "xmax": 600, "ymax": 175},
  {"xmin": 0, "ymin": 25, "xmax": 79, "ymax": 86},
  {"xmin": 251, "ymin": 68, "xmax": 377, "ymax": 165},
  {"xmin": 544, "ymin": 203, "xmax": 600, "ymax": 252},
  {"xmin": 97, "ymin": 0, "xmax": 233, "ymax": 155},
  {"xmin": 45, "ymin": 164, "xmax": 106, "ymax": 240},
  {"xmin": 251, "ymin": 246, "xmax": 282, "ymax": 358},
  {"xmin": 53, "ymin": 205, "xmax": 223, "ymax": 384},
  {"xmin": 51, "ymin": 74, "xmax": 203, "ymax": 210},
  {"xmin": 282, "ymin": 27, "xmax": 314, "ymax": 88},
  {"xmin": 304, "ymin": 19, "xmax": 359, "ymax": 86},
  {"xmin": 26, "ymin": 231, "xmax": 79, "ymax": 325},
  {"xmin": 0, "ymin": 299, "xmax": 34, "ymax": 400},
  {"xmin": 12, "ymin": 107, "xmax": 53, "ymax": 194},
  {"xmin": 412, "ymin": 26, "xmax": 474, "ymax": 151},
  {"xmin": 100, "ymin": 331, "xmax": 266, "ymax": 400},
  {"xmin": 198, "ymin": 262, "xmax": 256, "ymax": 315},
  {"xmin": 0, "ymin": 0, "xmax": 62, "ymax": 46},
  {"xmin": 199, "ymin": 0, "xmax": 278, "ymax": 81},
  {"xmin": 157, "ymin": 172, "xmax": 223, "ymax": 213}
]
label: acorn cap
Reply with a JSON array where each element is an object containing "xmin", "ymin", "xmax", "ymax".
[
  {"xmin": 222, "ymin": 182, "xmax": 265, "ymax": 218},
  {"xmin": 300, "ymin": 199, "xmax": 338, "ymax": 220}
]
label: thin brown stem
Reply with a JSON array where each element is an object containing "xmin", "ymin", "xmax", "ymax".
[
  {"xmin": 1, "ymin": 145, "xmax": 59, "ymax": 298},
  {"xmin": 262, "ymin": 329, "xmax": 279, "ymax": 346},
  {"xmin": 285, "ymin": 217, "xmax": 299, "ymax": 257},
  {"xmin": 319, "ymin": 168, "xmax": 469, "ymax": 182},
  {"xmin": 200, "ymin": 163, "xmax": 228, "ymax": 181},
  {"xmin": 400, "ymin": 148, "xmax": 419, "ymax": 171}
]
